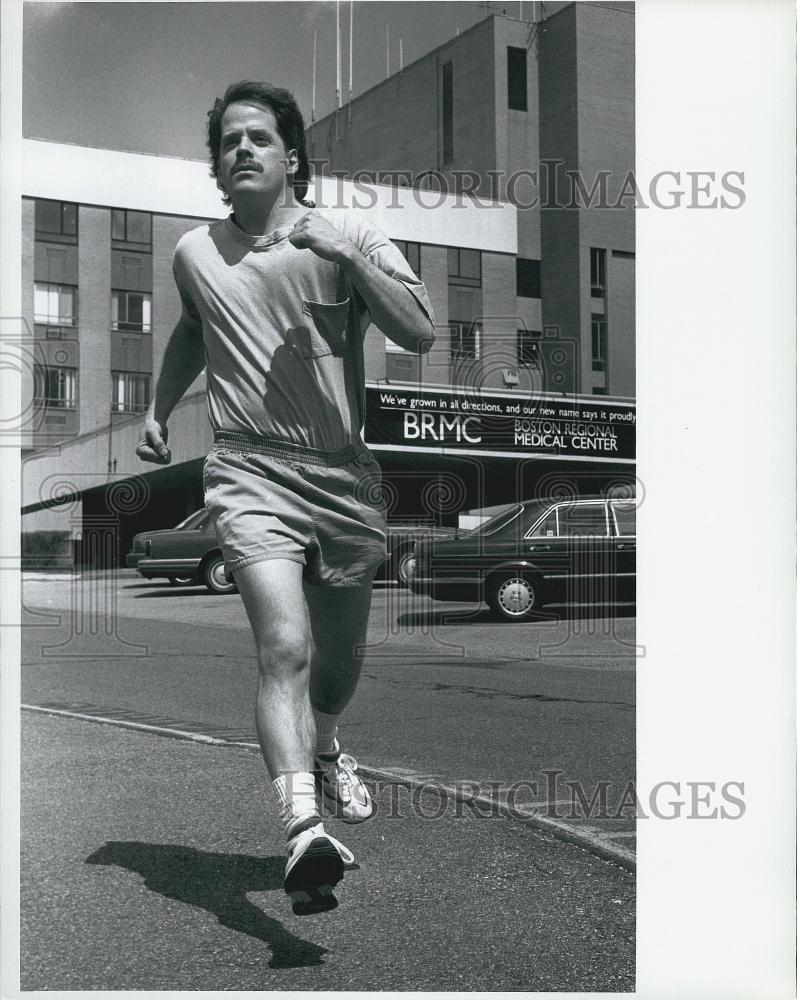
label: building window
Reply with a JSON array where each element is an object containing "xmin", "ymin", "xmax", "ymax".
[
  {"xmin": 450, "ymin": 320, "xmax": 480, "ymax": 361},
  {"xmin": 385, "ymin": 352, "xmax": 419, "ymax": 382},
  {"xmin": 517, "ymin": 329, "xmax": 541, "ymax": 368},
  {"xmin": 507, "ymin": 47, "xmax": 528, "ymax": 111},
  {"xmin": 447, "ymin": 248, "xmax": 481, "ymax": 287},
  {"xmin": 34, "ymin": 364, "xmax": 77, "ymax": 409},
  {"xmin": 111, "ymin": 209, "xmax": 152, "ymax": 249},
  {"xmin": 516, "ymin": 258, "xmax": 541, "ymax": 298},
  {"xmin": 34, "ymin": 283, "xmax": 77, "ymax": 326},
  {"xmin": 441, "ymin": 61, "xmax": 454, "ymax": 163},
  {"xmin": 590, "ymin": 247, "xmax": 606, "ymax": 298},
  {"xmin": 34, "ymin": 199, "xmax": 78, "ymax": 243},
  {"xmin": 111, "ymin": 372, "xmax": 152, "ymax": 413},
  {"xmin": 393, "ymin": 240, "xmax": 422, "ymax": 277},
  {"xmin": 591, "ymin": 315, "xmax": 607, "ymax": 372},
  {"xmin": 112, "ymin": 290, "xmax": 152, "ymax": 332}
]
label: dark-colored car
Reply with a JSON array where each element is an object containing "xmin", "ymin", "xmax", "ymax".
[
  {"xmin": 127, "ymin": 510, "xmax": 459, "ymax": 594},
  {"xmin": 126, "ymin": 508, "xmax": 236, "ymax": 594},
  {"xmin": 409, "ymin": 496, "xmax": 637, "ymax": 621},
  {"xmin": 384, "ymin": 522, "xmax": 459, "ymax": 586}
]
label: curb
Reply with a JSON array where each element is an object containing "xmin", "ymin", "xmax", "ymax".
[{"xmin": 357, "ymin": 763, "xmax": 635, "ymax": 872}]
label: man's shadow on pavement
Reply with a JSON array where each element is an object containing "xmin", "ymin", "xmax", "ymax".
[{"xmin": 85, "ymin": 842, "xmax": 328, "ymax": 969}]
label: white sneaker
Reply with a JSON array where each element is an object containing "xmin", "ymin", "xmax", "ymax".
[
  {"xmin": 315, "ymin": 740, "xmax": 374, "ymax": 824},
  {"xmin": 284, "ymin": 818, "xmax": 355, "ymax": 914}
]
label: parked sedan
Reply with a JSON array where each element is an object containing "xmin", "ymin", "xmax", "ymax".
[
  {"xmin": 409, "ymin": 495, "xmax": 636, "ymax": 621},
  {"xmin": 384, "ymin": 522, "xmax": 458, "ymax": 586},
  {"xmin": 126, "ymin": 509, "xmax": 236, "ymax": 594},
  {"xmin": 127, "ymin": 510, "xmax": 459, "ymax": 595}
]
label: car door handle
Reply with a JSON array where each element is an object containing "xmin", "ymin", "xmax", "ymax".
[
  {"xmin": 527, "ymin": 544, "xmax": 551, "ymax": 551},
  {"xmin": 617, "ymin": 542, "xmax": 635, "ymax": 550}
]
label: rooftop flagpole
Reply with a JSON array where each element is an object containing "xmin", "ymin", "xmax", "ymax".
[
  {"xmin": 348, "ymin": 0, "xmax": 353, "ymax": 125},
  {"xmin": 335, "ymin": 0, "xmax": 341, "ymax": 139},
  {"xmin": 335, "ymin": 0, "xmax": 341, "ymax": 107},
  {"xmin": 312, "ymin": 27, "xmax": 317, "ymax": 122}
]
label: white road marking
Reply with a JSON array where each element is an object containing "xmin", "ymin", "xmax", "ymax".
[
  {"xmin": 22, "ymin": 703, "xmax": 635, "ymax": 872},
  {"xmin": 21, "ymin": 703, "xmax": 259, "ymax": 750}
]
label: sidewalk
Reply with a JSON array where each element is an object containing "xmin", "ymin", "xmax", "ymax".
[{"xmin": 21, "ymin": 711, "xmax": 635, "ymax": 992}]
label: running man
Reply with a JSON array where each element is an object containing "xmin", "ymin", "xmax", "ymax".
[{"xmin": 136, "ymin": 81, "xmax": 434, "ymax": 913}]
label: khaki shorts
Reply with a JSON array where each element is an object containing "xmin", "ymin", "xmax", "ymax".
[{"xmin": 203, "ymin": 431, "xmax": 388, "ymax": 587}]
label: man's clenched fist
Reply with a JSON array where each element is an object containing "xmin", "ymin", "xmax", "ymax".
[
  {"xmin": 288, "ymin": 212, "xmax": 359, "ymax": 263},
  {"xmin": 136, "ymin": 417, "xmax": 171, "ymax": 464}
]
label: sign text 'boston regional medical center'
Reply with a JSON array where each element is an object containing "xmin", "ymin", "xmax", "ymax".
[{"xmin": 364, "ymin": 386, "xmax": 635, "ymax": 463}]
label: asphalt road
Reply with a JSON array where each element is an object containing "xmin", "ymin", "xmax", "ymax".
[{"xmin": 19, "ymin": 570, "xmax": 637, "ymax": 991}]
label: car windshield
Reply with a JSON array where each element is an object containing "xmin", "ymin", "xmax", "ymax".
[
  {"xmin": 467, "ymin": 504, "xmax": 523, "ymax": 536},
  {"xmin": 174, "ymin": 509, "xmax": 208, "ymax": 530}
]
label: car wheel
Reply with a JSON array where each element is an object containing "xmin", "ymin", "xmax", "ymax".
[
  {"xmin": 168, "ymin": 575, "xmax": 195, "ymax": 586},
  {"xmin": 203, "ymin": 554, "xmax": 238, "ymax": 595},
  {"xmin": 487, "ymin": 574, "xmax": 543, "ymax": 622},
  {"xmin": 393, "ymin": 546, "xmax": 417, "ymax": 587}
]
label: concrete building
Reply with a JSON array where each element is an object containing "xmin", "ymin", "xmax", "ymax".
[
  {"xmin": 306, "ymin": 1, "xmax": 635, "ymax": 397},
  {"xmin": 19, "ymin": 1, "xmax": 637, "ymax": 568}
]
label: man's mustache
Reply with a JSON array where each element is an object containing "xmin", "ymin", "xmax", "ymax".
[{"xmin": 233, "ymin": 161, "xmax": 263, "ymax": 174}]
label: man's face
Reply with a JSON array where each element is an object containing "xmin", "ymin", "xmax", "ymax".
[{"xmin": 218, "ymin": 101, "xmax": 297, "ymax": 206}]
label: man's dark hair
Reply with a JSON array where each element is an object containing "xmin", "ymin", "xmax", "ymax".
[{"xmin": 207, "ymin": 81, "xmax": 312, "ymax": 206}]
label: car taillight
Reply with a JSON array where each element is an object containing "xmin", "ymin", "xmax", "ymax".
[{"xmin": 145, "ymin": 539, "xmax": 151, "ymax": 555}]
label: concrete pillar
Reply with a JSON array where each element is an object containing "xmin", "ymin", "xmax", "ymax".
[{"xmin": 78, "ymin": 206, "xmax": 111, "ymax": 435}]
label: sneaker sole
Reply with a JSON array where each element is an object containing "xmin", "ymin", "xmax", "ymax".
[{"xmin": 284, "ymin": 838, "xmax": 344, "ymax": 914}]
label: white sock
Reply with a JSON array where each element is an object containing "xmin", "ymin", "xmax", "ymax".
[
  {"xmin": 312, "ymin": 707, "xmax": 340, "ymax": 755},
  {"xmin": 272, "ymin": 771, "xmax": 319, "ymax": 840}
]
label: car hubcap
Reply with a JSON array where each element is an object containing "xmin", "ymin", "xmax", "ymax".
[
  {"xmin": 498, "ymin": 578, "xmax": 533, "ymax": 615},
  {"xmin": 210, "ymin": 562, "xmax": 229, "ymax": 589},
  {"xmin": 399, "ymin": 554, "xmax": 416, "ymax": 583}
]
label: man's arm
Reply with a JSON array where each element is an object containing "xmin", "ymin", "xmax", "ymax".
[
  {"xmin": 288, "ymin": 213, "xmax": 435, "ymax": 354},
  {"xmin": 338, "ymin": 249, "xmax": 435, "ymax": 354},
  {"xmin": 136, "ymin": 314, "xmax": 205, "ymax": 464}
]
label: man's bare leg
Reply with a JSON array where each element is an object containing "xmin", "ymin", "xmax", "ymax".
[
  {"xmin": 234, "ymin": 558, "xmax": 354, "ymax": 912},
  {"xmin": 305, "ymin": 582, "xmax": 373, "ymax": 716},
  {"xmin": 234, "ymin": 558, "xmax": 315, "ymax": 777},
  {"xmin": 305, "ymin": 581, "xmax": 375, "ymax": 822}
]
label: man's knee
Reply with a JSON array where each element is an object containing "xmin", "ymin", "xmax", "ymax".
[{"xmin": 255, "ymin": 625, "xmax": 311, "ymax": 677}]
